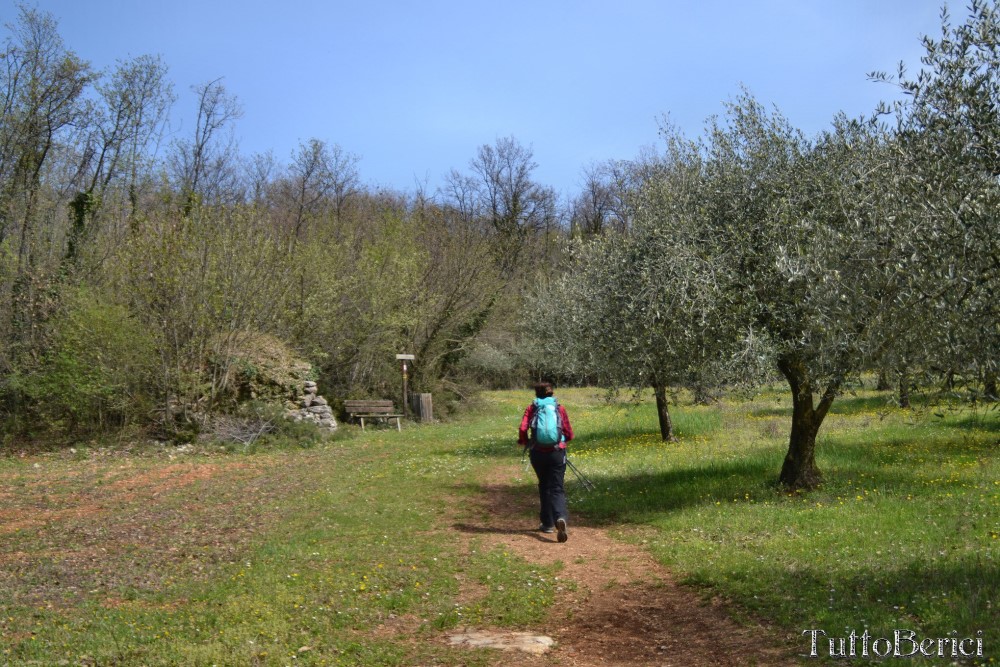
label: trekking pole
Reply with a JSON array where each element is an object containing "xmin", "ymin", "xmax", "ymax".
[{"xmin": 566, "ymin": 457, "xmax": 597, "ymax": 492}]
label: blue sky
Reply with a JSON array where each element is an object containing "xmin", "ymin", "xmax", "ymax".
[{"xmin": 6, "ymin": 1, "xmax": 947, "ymax": 198}]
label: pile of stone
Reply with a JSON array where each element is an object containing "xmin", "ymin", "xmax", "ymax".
[{"xmin": 285, "ymin": 380, "xmax": 337, "ymax": 431}]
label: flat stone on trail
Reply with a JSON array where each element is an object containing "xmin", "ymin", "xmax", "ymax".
[{"xmin": 449, "ymin": 629, "xmax": 554, "ymax": 655}]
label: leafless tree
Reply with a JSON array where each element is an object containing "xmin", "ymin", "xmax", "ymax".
[{"xmin": 168, "ymin": 78, "xmax": 244, "ymax": 211}]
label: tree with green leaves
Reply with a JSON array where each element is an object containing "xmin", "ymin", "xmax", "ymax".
[
  {"xmin": 0, "ymin": 5, "xmax": 94, "ymax": 415},
  {"xmin": 67, "ymin": 53, "xmax": 173, "ymax": 262},
  {"xmin": 531, "ymin": 95, "xmax": 933, "ymax": 488},
  {"xmin": 528, "ymin": 130, "xmax": 756, "ymax": 441},
  {"xmin": 699, "ymin": 94, "xmax": 938, "ymax": 489},
  {"xmin": 873, "ymin": 0, "xmax": 1000, "ymax": 402},
  {"xmin": 113, "ymin": 205, "xmax": 292, "ymax": 432}
]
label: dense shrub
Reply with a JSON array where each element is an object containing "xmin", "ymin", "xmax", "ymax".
[{"xmin": 14, "ymin": 286, "xmax": 158, "ymax": 433}]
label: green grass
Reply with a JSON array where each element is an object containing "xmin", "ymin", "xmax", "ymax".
[
  {"xmin": 0, "ymin": 427, "xmax": 552, "ymax": 665},
  {"xmin": 1, "ymin": 387, "xmax": 997, "ymax": 665},
  {"xmin": 555, "ymin": 387, "xmax": 999, "ymax": 665}
]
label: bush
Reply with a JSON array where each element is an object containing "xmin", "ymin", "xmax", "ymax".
[{"xmin": 18, "ymin": 286, "xmax": 158, "ymax": 432}]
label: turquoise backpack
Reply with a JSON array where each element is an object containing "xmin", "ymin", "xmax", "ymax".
[{"xmin": 531, "ymin": 397, "xmax": 563, "ymax": 446}]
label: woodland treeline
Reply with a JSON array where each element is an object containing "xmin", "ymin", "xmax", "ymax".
[
  {"xmin": 0, "ymin": 6, "xmax": 570, "ymax": 443},
  {"xmin": 2, "ymin": 4, "xmax": 998, "ymax": 489}
]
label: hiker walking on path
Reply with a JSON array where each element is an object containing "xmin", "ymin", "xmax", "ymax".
[{"xmin": 518, "ymin": 382, "xmax": 574, "ymax": 542}]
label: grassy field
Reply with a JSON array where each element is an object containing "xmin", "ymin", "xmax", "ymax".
[
  {"xmin": 563, "ymin": 387, "xmax": 999, "ymax": 664},
  {"xmin": 1, "ymin": 386, "xmax": 997, "ymax": 665}
]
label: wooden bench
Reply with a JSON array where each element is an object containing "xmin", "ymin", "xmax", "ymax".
[{"xmin": 344, "ymin": 399, "xmax": 402, "ymax": 431}]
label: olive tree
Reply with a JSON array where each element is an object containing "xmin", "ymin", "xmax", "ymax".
[
  {"xmin": 727, "ymin": 1, "xmax": 1000, "ymax": 487},
  {"xmin": 699, "ymin": 94, "xmax": 935, "ymax": 489},
  {"xmin": 528, "ymin": 132, "xmax": 756, "ymax": 441},
  {"xmin": 534, "ymin": 98, "xmax": 921, "ymax": 487},
  {"xmin": 874, "ymin": 0, "xmax": 1000, "ymax": 400}
]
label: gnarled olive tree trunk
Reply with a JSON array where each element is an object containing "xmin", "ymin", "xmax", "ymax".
[{"xmin": 777, "ymin": 355, "xmax": 840, "ymax": 490}]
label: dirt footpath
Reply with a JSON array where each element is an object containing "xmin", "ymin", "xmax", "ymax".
[{"xmin": 453, "ymin": 465, "xmax": 801, "ymax": 666}]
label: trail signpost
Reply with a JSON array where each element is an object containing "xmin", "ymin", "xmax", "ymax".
[{"xmin": 395, "ymin": 354, "xmax": 415, "ymax": 418}]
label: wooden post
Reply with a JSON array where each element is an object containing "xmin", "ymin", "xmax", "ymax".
[
  {"xmin": 410, "ymin": 393, "xmax": 433, "ymax": 422},
  {"xmin": 402, "ymin": 360, "xmax": 408, "ymax": 418},
  {"xmin": 418, "ymin": 393, "xmax": 433, "ymax": 422}
]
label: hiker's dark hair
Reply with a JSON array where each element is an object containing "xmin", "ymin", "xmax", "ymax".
[{"xmin": 534, "ymin": 382, "xmax": 554, "ymax": 399}]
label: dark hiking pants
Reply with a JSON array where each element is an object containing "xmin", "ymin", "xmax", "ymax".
[{"xmin": 529, "ymin": 447, "xmax": 568, "ymax": 528}]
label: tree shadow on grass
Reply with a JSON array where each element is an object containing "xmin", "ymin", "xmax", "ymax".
[
  {"xmin": 820, "ymin": 428, "xmax": 1000, "ymax": 464},
  {"xmin": 444, "ymin": 415, "xmax": 999, "ymax": 535},
  {"xmin": 947, "ymin": 410, "xmax": 1000, "ymax": 433},
  {"xmin": 564, "ymin": 431, "xmax": 998, "ymax": 526},
  {"xmin": 749, "ymin": 394, "xmax": 918, "ymax": 419},
  {"xmin": 570, "ymin": 456, "xmax": 783, "ymax": 526},
  {"xmin": 745, "ymin": 554, "xmax": 999, "ymax": 657},
  {"xmin": 448, "ymin": 456, "xmax": 773, "ymax": 536},
  {"xmin": 746, "ymin": 405, "xmax": 794, "ymax": 419},
  {"xmin": 827, "ymin": 394, "xmax": 901, "ymax": 414},
  {"xmin": 450, "ymin": 460, "xmax": 781, "ymax": 538}
]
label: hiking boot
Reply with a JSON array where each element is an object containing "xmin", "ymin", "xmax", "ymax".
[
  {"xmin": 538, "ymin": 524, "xmax": 555, "ymax": 533},
  {"xmin": 556, "ymin": 517, "xmax": 568, "ymax": 543}
]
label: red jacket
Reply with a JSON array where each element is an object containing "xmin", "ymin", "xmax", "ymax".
[{"xmin": 518, "ymin": 401, "xmax": 574, "ymax": 449}]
